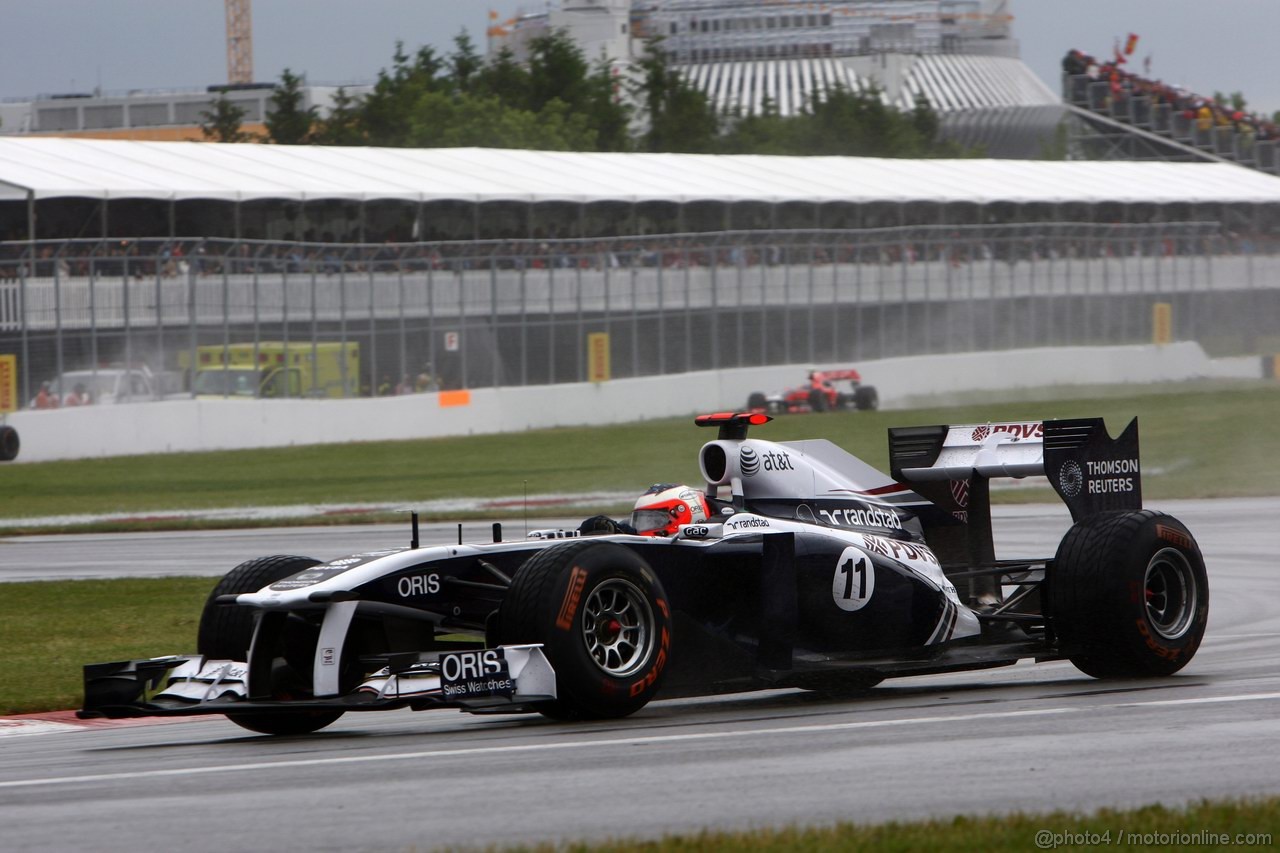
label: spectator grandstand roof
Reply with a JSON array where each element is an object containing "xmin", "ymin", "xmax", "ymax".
[{"xmin": 1, "ymin": 137, "xmax": 1279, "ymax": 206}]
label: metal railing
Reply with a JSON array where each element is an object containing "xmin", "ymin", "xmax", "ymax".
[
  {"xmin": 1065, "ymin": 73, "xmax": 1280, "ymax": 174},
  {"xmin": 2, "ymin": 221, "xmax": 1274, "ymax": 407}
]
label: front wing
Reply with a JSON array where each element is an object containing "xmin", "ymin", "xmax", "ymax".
[{"xmin": 78, "ymin": 644, "xmax": 557, "ymax": 720}]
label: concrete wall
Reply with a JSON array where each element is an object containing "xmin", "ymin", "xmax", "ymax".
[{"xmin": 2, "ymin": 342, "xmax": 1259, "ymax": 464}]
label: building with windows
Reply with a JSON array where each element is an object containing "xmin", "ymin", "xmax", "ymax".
[
  {"xmin": 0, "ymin": 83, "xmax": 368, "ymax": 141},
  {"xmin": 491, "ymin": 0, "xmax": 1062, "ymax": 158}
]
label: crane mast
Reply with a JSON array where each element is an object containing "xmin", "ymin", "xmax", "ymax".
[{"xmin": 225, "ymin": 0, "xmax": 254, "ymax": 85}]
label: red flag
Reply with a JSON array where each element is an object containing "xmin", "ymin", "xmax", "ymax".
[{"xmin": 1125, "ymin": 33, "xmax": 1139, "ymax": 55}]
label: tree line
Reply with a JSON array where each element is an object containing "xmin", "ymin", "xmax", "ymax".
[{"xmin": 201, "ymin": 31, "xmax": 969, "ymax": 158}]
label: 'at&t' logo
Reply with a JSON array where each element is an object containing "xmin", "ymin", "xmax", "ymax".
[{"xmin": 740, "ymin": 446, "xmax": 795, "ymax": 476}]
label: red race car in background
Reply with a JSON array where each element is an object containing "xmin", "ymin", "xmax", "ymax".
[{"xmin": 747, "ymin": 369, "xmax": 878, "ymax": 414}]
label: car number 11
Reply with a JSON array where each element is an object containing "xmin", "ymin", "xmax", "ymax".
[{"xmin": 831, "ymin": 546, "xmax": 875, "ymax": 612}]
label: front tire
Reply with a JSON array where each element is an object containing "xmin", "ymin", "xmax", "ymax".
[
  {"xmin": 198, "ymin": 555, "xmax": 345, "ymax": 736},
  {"xmin": 1050, "ymin": 510, "xmax": 1208, "ymax": 678},
  {"xmin": 493, "ymin": 541, "xmax": 672, "ymax": 720},
  {"xmin": 746, "ymin": 392, "xmax": 767, "ymax": 411},
  {"xmin": 0, "ymin": 425, "xmax": 18, "ymax": 461}
]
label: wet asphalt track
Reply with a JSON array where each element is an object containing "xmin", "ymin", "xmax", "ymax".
[{"xmin": 0, "ymin": 498, "xmax": 1277, "ymax": 851}]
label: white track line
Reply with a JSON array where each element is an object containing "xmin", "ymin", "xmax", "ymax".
[{"xmin": 4, "ymin": 692, "xmax": 1280, "ymax": 790}]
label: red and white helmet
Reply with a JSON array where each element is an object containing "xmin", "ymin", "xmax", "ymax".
[{"xmin": 629, "ymin": 484, "xmax": 710, "ymax": 537}]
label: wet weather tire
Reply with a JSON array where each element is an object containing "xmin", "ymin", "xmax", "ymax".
[
  {"xmin": 1049, "ymin": 510, "xmax": 1208, "ymax": 679},
  {"xmin": 493, "ymin": 541, "xmax": 672, "ymax": 720},
  {"xmin": 198, "ymin": 555, "xmax": 321, "ymax": 660},
  {"xmin": 198, "ymin": 555, "xmax": 344, "ymax": 736},
  {"xmin": 0, "ymin": 425, "xmax": 18, "ymax": 461},
  {"xmin": 853, "ymin": 385, "xmax": 879, "ymax": 411}
]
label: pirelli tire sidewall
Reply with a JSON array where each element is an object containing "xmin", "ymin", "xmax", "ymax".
[
  {"xmin": 1050, "ymin": 510, "xmax": 1208, "ymax": 678},
  {"xmin": 497, "ymin": 540, "xmax": 672, "ymax": 720}
]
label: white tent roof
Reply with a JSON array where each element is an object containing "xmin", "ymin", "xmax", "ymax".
[{"xmin": 1, "ymin": 136, "xmax": 1279, "ymax": 206}]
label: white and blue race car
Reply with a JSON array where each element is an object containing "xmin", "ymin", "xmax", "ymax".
[{"xmin": 81, "ymin": 412, "xmax": 1208, "ymax": 735}]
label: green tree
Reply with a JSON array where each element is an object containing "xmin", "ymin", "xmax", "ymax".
[
  {"xmin": 407, "ymin": 91, "xmax": 597, "ymax": 151},
  {"xmin": 473, "ymin": 47, "xmax": 532, "ymax": 109},
  {"xmin": 200, "ymin": 92, "xmax": 255, "ymax": 143},
  {"xmin": 312, "ymin": 87, "xmax": 365, "ymax": 145},
  {"xmin": 360, "ymin": 42, "xmax": 446, "ymax": 146},
  {"xmin": 1214, "ymin": 90, "xmax": 1248, "ymax": 113},
  {"xmin": 717, "ymin": 86, "xmax": 963, "ymax": 158},
  {"xmin": 448, "ymin": 32, "xmax": 483, "ymax": 94},
  {"xmin": 527, "ymin": 29, "xmax": 591, "ymax": 113},
  {"xmin": 264, "ymin": 68, "xmax": 319, "ymax": 144},
  {"xmin": 634, "ymin": 43, "xmax": 719, "ymax": 153}
]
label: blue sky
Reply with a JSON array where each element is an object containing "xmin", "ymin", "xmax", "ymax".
[{"xmin": 1, "ymin": 1, "xmax": 1277, "ymax": 116}]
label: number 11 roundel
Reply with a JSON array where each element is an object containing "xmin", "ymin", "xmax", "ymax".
[{"xmin": 831, "ymin": 547, "xmax": 876, "ymax": 612}]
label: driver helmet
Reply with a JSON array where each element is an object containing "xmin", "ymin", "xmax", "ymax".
[{"xmin": 630, "ymin": 484, "xmax": 710, "ymax": 537}]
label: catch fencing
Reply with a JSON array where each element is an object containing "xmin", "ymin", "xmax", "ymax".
[{"xmin": 1, "ymin": 221, "xmax": 1274, "ymax": 405}]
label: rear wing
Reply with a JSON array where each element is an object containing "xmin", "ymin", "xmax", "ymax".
[
  {"xmin": 815, "ymin": 369, "xmax": 863, "ymax": 383},
  {"xmin": 887, "ymin": 417, "xmax": 1141, "ymax": 567}
]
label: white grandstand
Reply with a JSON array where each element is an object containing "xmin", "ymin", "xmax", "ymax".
[{"xmin": 493, "ymin": 0, "xmax": 1064, "ymax": 157}]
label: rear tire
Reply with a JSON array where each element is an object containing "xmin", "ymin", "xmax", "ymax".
[
  {"xmin": 493, "ymin": 541, "xmax": 672, "ymax": 720},
  {"xmin": 1049, "ymin": 511, "xmax": 1207, "ymax": 678},
  {"xmin": 198, "ymin": 555, "xmax": 344, "ymax": 736},
  {"xmin": 853, "ymin": 385, "xmax": 879, "ymax": 411},
  {"xmin": 808, "ymin": 389, "xmax": 829, "ymax": 412},
  {"xmin": 746, "ymin": 392, "xmax": 767, "ymax": 411},
  {"xmin": 0, "ymin": 425, "xmax": 18, "ymax": 461}
]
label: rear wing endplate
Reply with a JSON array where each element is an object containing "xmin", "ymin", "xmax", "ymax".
[{"xmin": 889, "ymin": 417, "xmax": 1141, "ymax": 524}]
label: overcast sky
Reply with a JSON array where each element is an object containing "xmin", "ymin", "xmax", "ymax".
[{"xmin": 1, "ymin": 1, "xmax": 1278, "ymax": 116}]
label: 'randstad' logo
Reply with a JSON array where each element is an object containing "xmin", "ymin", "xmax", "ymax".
[
  {"xmin": 739, "ymin": 446, "xmax": 760, "ymax": 476},
  {"xmin": 1059, "ymin": 459, "xmax": 1083, "ymax": 498},
  {"xmin": 971, "ymin": 425, "xmax": 991, "ymax": 441}
]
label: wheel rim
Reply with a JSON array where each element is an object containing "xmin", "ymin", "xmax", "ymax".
[
  {"xmin": 581, "ymin": 578, "xmax": 654, "ymax": 677},
  {"xmin": 1144, "ymin": 547, "xmax": 1197, "ymax": 640}
]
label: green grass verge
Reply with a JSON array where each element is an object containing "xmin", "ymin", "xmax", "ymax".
[
  {"xmin": 0, "ymin": 381, "xmax": 1277, "ymax": 534},
  {"xmin": 520, "ymin": 799, "xmax": 1278, "ymax": 851},
  {"xmin": 0, "ymin": 577, "xmax": 209, "ymax": 714}
]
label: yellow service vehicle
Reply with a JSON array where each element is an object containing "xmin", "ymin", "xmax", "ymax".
[{"xmin": 187, "ymin": 342, "xmax": 360, "ymax": 399}]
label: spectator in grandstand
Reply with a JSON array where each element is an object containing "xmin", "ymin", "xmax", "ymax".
[
  {"xmin": 415, "ymin": 365, "xmax": 440, "ymax": 393},
  {"xmin": 1062, "ymin": 50, "xmax": 1088, "ymax": 77},
  {"xmin": 1196, "ymin": 104, "xmax": 1214, "ymax": 133},
  {"xmin": 32, "ymin": 381, "xmax": 59, "ymax": 410},
  {"xmin": 63, "ymin": 383, "xmax": 91, "ymax": 406}
]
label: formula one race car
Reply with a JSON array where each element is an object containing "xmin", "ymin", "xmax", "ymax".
[
  {"xmin": 747, "ymin": 368, "xmax": 878, "ymax": 414},
  {"xmin": 81, "ymin": 413, "xmax": 1208, "ymax": 736}
]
